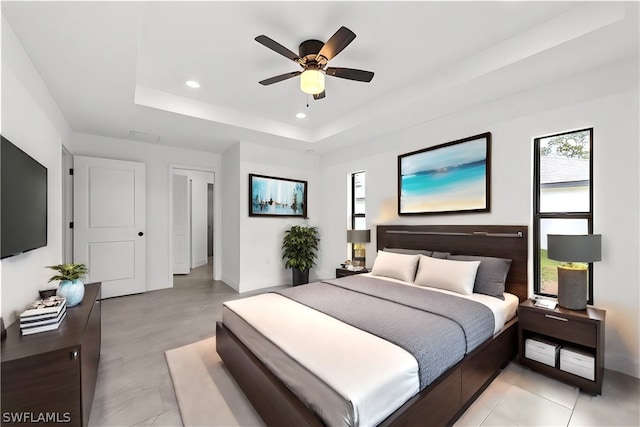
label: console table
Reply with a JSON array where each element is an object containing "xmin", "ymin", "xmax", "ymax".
[{"xmin": 1, "ymin": 283, "xmax": 101, "ymax": 426}]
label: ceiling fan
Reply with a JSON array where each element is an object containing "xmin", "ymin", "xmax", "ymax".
[{"xmin": 255, "ymin": 26, "xmax": 374, "ymax": 100}]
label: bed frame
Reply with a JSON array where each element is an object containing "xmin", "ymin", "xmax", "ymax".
[{"xmin": 217, "ymin": 224, "xmax": 528, "ymax": 426}]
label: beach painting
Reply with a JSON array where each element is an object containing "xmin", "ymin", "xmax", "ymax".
[
  {"xmin": 398, "ymin": 133, "xmax": 491, "ymax": 215},
  {"xmin": 249, "ymin": 174, "xmax": 307, "ymax": 217}
]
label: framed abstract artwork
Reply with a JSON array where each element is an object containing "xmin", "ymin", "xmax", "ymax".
[
  {"xmin": 398, "ymin": 132, "xmax": 491, "ymax": 215},
  {"xmin": 249, "ymin": 174, "xmax": 308, "ymax": 217}
]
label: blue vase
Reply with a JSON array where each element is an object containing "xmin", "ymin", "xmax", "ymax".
[{"xmin": 57, "ymin": 279, "xmax": 85, "ymax": 307}]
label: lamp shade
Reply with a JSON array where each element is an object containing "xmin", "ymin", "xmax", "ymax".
[
  {"xmin": 547, "ymin": 234, "xmax": 601, "ymax": 263},
  {"xmin": 347, "ymin": 229, "xmax": 371, "ymax": 243},
  {"xmin": 300, "ymin": 69, "xmax": 324, "ymax": 95}
]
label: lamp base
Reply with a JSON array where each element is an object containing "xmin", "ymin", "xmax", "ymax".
[{"xmin": 557, "ymin": 266, "xmax": 588, "ymax": 310}]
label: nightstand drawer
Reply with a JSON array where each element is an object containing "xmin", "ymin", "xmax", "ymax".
[{"xmin": 520, "ymin": 309, "xmax": 596, "ymax": 348}]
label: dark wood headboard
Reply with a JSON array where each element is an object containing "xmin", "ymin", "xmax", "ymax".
[{"xmin": 376, "ymin": 225, "xmax": 528, "ymax": 302}]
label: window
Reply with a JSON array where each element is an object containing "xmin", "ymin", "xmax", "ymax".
[
  {"xmin": 533, "ymin": 128, "xmax": 594, "ymax": 302},
  {"xmin": 351, "ymin": 171, "xmax": 366, "ymax": 264}
]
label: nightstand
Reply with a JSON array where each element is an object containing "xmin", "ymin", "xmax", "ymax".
[
  {"xmin": 518, "ymin": 299, "xmax": 605, "ymax": 395},
  {"xmin": 336, "ymin": 268, "xmax": 369, "ymax": 278}
]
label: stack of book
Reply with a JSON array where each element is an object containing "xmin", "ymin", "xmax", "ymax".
[{"xmin": 20, "ymin": 295, "xmax": 67, "ymax": 335}]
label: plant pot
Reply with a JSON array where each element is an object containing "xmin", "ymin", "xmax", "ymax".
[
  {"xmin": 57, "ymin": 279, "xmax": 85, "ymax": 307},
  {"xmin": 292, "ymin": 268, "xmax": 309, "ymax": 286}
]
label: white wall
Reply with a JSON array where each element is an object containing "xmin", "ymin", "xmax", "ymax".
[
  {"xmin": 237, "ymin": 141, "xmax": 321, "ymax": 293},
  {"xmin": 220, "ymin": 143, "xmax": 241, "ymax": 291},
  {"xmin": 318, "ymin": 69, "xmax": 639, "ymax": 377},
  {"xmin": 540, "ymin": 186, "xmax": 590, "ymax": 250},
  {"xmin": 71, "ymin": 133, "xmax": 221, "ymax": 291},
  {"xmin": 220, "ymin": 141, "xmax": 321, "ymax": 293},
  {"xmin": 0, "ymin": 17, "xmax": 72, "ymax": 324},
  {"xmin": 540, "ymin": 186, "xmax": 589, "ymax": 213}
]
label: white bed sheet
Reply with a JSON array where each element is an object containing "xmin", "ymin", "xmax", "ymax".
[
  {"xmin": 223, "ymin": 294, "xmax": 419, "ymax": 427},
  {"xmin": 222, "ymin": 277, "xmax": 518, "ymax": 427}
]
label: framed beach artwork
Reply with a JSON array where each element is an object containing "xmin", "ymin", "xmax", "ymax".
[
  {"xmin": 398, "ymin": 132, "xmax": 491, "ymax": 215},
  {"xmin": 249, "ymin": 174, "xmax": 308, "ymax": 217}
]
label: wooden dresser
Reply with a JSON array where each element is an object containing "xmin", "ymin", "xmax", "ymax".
[{"xmin": 1, "ymin": 283, "xmax": 101, "ymax": 426}]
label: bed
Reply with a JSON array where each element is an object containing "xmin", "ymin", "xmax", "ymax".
[{"xmin": 216, "ymin": 224, "xmax": 528, "ymax": 426}]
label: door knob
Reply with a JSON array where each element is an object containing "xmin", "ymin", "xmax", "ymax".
[{"xmin": 138, "ymin": 232, "xmax": 144, "ymax": 236}]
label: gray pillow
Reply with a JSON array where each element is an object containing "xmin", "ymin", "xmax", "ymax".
[
  {"xmin": 430, "ymin": 251, "xmax": 450, "ymax": 259},
  {"xmin": 447, "ymin": 255, "xmax": 512, "ymax": 300},
  {"xmin": 383, "ymin": 247, "xmax": 432, "ymax": 257}
]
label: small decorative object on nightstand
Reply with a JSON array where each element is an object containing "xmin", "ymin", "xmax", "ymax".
[
  {"xmin": 518, "ymin": 299, "xmax": 605, "ymax": 395},
  {"xmin": 336, "ymin": 267, "xmax": 369, "ymax": 278}
]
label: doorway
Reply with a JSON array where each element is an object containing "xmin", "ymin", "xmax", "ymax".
[
  {"xmin": 62, "ymin": 146, "xmax": 73, "ymax": 264},
  {"xmin": 168, "ymin": 164, "xmax": 220, "ymax": 285},
  {"xmin": 74, "ymin": 156, "xmax": 146, "ymax": 298},
  {"xmin": 208, "ymin": 183, "xmax": 214, "ymax": 259}
]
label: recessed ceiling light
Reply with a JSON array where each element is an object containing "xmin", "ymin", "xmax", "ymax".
[
  {"xmin": 296, "ymin": 112, "xmax": 306, "ymax": 119},
  {"xmin": 186, "ymin": 80, "xmax": 200, "ymax": 88}
]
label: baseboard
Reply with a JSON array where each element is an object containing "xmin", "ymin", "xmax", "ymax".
[
  {"xmin": 605, "ymin": 352, "xmax": 640, "ymax": 379},
  {"xmin": 221, "ymin": 275, "xmax": 239, "ymax": 292},
  {"xmin": 191, "ymin": 258, "xmax": 208, "ymax": 269}
]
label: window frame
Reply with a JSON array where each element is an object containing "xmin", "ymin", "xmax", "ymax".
[
  {"xmin": 533, "ymin": 127, "xmax": 594, "ymax": 303},
  {"xmin": 350, "ymin": 171, "xmax": 366, "ymax": 262}
]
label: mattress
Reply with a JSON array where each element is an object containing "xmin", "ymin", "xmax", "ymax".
[{"xmin": 222, "ymin": 277, "xmax": 518, "ymax": 427}]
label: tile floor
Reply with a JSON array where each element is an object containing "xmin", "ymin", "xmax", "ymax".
[
  {"xmin": 89, "ymin": 261, "xmax": 640, "ymax": 426},
  {"xmin": 455, "ymin": 360, "xmax": 640, "ymax": 426}
]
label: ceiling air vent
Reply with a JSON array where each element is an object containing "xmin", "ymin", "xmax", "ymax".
[{"xmin": 129, "ymin": 130, "xmax": 160, "ymax": 143}]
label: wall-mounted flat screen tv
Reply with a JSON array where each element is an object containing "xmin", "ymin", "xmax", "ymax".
[{"xmin": 1, "ymin": 135, "xmax": 48, "ymax": 259}]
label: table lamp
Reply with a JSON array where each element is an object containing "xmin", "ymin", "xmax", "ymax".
[
  {"xmin": 347, "ymin": 229, "xmax": 371, "ymax": 267},
  {"xmin": 547, "ymin": 234, "xmax": 601, "ymax": 310}
]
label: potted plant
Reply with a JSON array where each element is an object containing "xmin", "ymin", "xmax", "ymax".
[
  {"xmin": 282, "ymin": 225, "xmax": 320, "ymax": 286},
  {"xmin": 46, "ymin": 263, "xmax": 88, "ymax": 307}
]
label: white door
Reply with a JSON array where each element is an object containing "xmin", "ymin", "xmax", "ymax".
[
  {"xmin": 74, "ymin": 156, "xmax": 146, "ymax": 298},
  {"xmin": 172, "ymin": 174, "xmax": 190, "ymax": 274}
]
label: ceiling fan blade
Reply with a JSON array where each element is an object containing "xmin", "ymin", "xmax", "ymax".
[
  {"xmin": 258, "ymin": 71, "xmax": 301, "ymax": 86},
  {"xmin": 316, "ymin": 26, "xmax": 356, "ymax": 62},
  {"xmin": 255, "ymin": 35, "xmax": 300, "ymax": 62},
  {"xmin": 313, "ymin": 90, "xmax": 326, "ymax": 100},
  {"xmin": 326, "ymin": 67, "xmax": 374, "ymax": 82}
]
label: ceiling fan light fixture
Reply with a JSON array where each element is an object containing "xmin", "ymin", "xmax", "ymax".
[{"xmin": 300, "ymin": 69, "xmax": 324, "ymax": 95}]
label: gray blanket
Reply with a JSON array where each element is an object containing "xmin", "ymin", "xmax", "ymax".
[{"xmin": 276, "ymin": 275, "xmax": 495, "ymax": 390}]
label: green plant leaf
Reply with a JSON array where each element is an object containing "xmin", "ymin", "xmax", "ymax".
[
  {"xmin": 282, "ymin": 225, "xmax": 320, "ymax": 271},
  {"xmin": 46, "ymin": 263, "xmax": 88, "ymax": 282}
]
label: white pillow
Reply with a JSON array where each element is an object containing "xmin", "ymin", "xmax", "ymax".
[
  {"xmin": 414, "ymin": 255, "xmax": 480, "ymax": 295},
  {"xmin": 371, "ymin": 250, "xmax": 420, "ymax": 283}
]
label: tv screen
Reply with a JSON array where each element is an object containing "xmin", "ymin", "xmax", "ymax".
[{"xmin": 1, "ymin": 135, "xmax": 48, "ymax": 259}]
